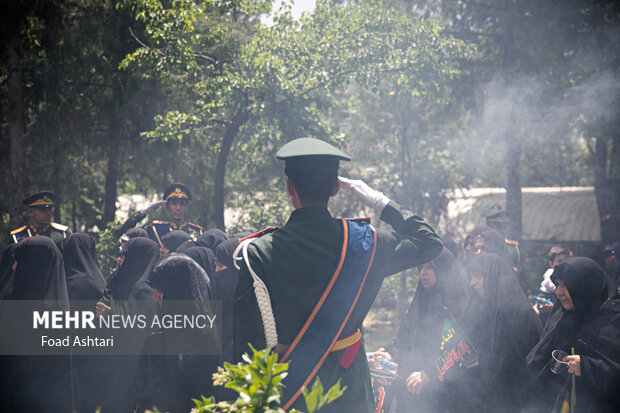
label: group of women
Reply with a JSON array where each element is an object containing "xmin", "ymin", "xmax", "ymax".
[
  {"xmin": 1, "ymin": 223, "xmax": 619, "ymax": 413},
  {"xmin": 373, "ymin": 228, "xmax": 620, "ymax": 412},
  {"xmin": 0, "ymin": 228, "xmax": 242, "ymax": 413}
]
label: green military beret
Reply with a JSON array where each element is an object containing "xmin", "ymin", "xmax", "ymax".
[
  {"xmin": 276, "ymin": 137, "xmax": 351, "ymax": 161},
  {"xmin": 164, "ymin": 183, "xmax": 192, "ymax": 201},
  {"xmin": 23, "ymin": 191, "xmax": 56, "ymax": 207}
]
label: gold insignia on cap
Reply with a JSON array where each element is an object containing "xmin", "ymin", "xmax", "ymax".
[
  {"xmin": 166, "ymin": 189, "xmax": 188, "ymax": 200},
  {"xmin": 29, "ymin": 196, "xmax": 55, "ymax": 207}
]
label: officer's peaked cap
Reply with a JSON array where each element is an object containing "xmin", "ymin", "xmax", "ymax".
[
  {"xmin": 23, "ymin": 191, "xmax": 56, "ymax": 207},
  {"xmin": 276, "ymin": 137, "xmax": 351, "ymax": 161},
  {"xmin": 164, "ymin": 183, "xmax": 192, "ymax": 201}
]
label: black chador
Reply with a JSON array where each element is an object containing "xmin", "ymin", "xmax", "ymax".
[
  {"xmin": 387, "ymin": 248, "xmax": 470, "ymax": 413},
  {"xmin": 102, "ymin": 237, "xmax": 160, "ymax": 413},
  {"xmin": 213, "ymin": 238, "xmax": 241, "ymax": 363},
  {"xmin": 107, "ymin": 237, "xmax": 160, "ymax": 300},
  {"xmin": 133, "ymin": 254, "xmax": 220, "ymax": 413},
  {"xmin": 0, "ymin": 237, "xmax": 73, "ymax": 412},
  {"xmin": 461, "ymin": 253, "xmax": 542, "ymax": 413},
  {"xmin": 526, "ymin": 257, "xmax": 620, "ymax": 412},
  {"xmin": 60, "ymin": 233, "xmax": 107, "ymax": 301}
]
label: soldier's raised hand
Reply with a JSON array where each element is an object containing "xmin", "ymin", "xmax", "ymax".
[
  {"xmin": 140, "ymin": 200, "xmax": 165, "ymax": 216},
  {"xmin": 339, "ymin": 177, "xmax": 390, "ymax": 212}
]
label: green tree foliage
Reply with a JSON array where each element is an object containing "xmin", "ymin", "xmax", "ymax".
[
  {"xmin": 195, "ymin": 345, "xmax": 345, "ymax": 412},
  {"xmin": 422, "ymin": 0, "xmax": 620, "ymax": 241},
  {"xmin": 119, "ymin": 0, "xmax": 470, "ymax": 230},
  {"xmin": 0, "ymin": 0, "xmax": 170, "ymax": 247}
]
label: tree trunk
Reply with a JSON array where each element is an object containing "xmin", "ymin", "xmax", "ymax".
[
  {"xmin": 53, "ymin": 143, "xmax": 62, "ymax": 224},
  {"xmin": 609, "ymin": 130, "xmax": 620, "ymax": 241},
  {"xmin": 102, "ymin": 129, "xmax": 121, "ymax": 229},
  {"xmin": 7, "ymin": 31, "xmax": 30, "ymax": 228},
  {"xmin": 593, "ymin": 135, "xmax": 620, "ymax": 244},
  {"xmin": 214, "ymin": 109, "xmax": 249, "ymax": 230},
  {"xmin": 397, "ymin": 105, "xmax": 412, "ymax": 318},
  {"xmin": 506, "ymin": 136, "xmax": 523, "ymax": 241},
  {"xmin": 501, "ymin": 1, "xmax": 523, "ymax": 242}
]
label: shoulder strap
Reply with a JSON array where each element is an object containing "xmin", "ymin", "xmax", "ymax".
[
  {"xmin": 11, "ymin": 226, "xmax": 31, "ymax": 243},
  {"xmin": 10, "ymin": 226, "xmax": 28, "ymax": 236},
  {"xmin": 50, "ymin": 223, "xmax": 69, "ymax": 231},
  {"xmin": 188, "ymin": 222, "xmax": 204, "ymax": 230}
]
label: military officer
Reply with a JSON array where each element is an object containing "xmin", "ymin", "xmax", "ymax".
[
  {"xmin": 10, "ymin": 191, "xmax": 72, "ymax": 245},
  {"xmin": 233, "ymin": 137, "xmax": 443, "ymax": 412},
  {"xmin": 485, "ymin": 210, "xmax": 521, "ymax": 271},
  {"xmin": 113, "ymin": 183, "xmax": 204, "ymax": 246}
]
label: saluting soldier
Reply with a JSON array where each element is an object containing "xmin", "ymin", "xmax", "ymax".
[
  {"xmin": 113, "ymin": 183, "xmax": 204, "ymax": 246},
  {"xmin": 233, "ymin": 138, "xmax": 443, "ymax": 412},
  {"xmin": 10, "ymin": 191, "xmax": 72, "ymax": 245}
]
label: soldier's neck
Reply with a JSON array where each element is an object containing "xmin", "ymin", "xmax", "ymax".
[
  {"xmin": 171, "ymin": 218, "xmax": 186, "ymax": 228},
  {"xmin": 31, "ymin": 223, "xmax": 49, "ymax": 233},
  {"xmin": 296, "ymin": 201, "xmax": 329, "ymax": 209}
]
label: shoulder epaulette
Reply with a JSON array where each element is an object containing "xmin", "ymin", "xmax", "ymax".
[
  {"xmin": 240, "ymin": 227, "xmax": 277, "ymax": 241},
  {"xmin": 345, "ymin": 217, "xmax": 372, "ymax": 224},
  {"xmin": 188, "ymin": 222, "xmax": 204, "ymax": 230},
  {"xmin": 152, "ymin": 220, "xmax": 169, "ymax": 225},
  {"xmin": 504, "ymin": 238, "xmax": 519, "ymax": 246},
  {"xmin": 10, "ymin": 226, "xmax": 28, "ymax": 236},
  {"xmin": 51, "ymin": 223, "xmax": 69, "ymax": 231}
]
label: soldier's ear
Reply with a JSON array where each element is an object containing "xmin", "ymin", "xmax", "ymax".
[
  {"xmin": 330, "ymin": 180, "xmax": 340, "ymax": 197},
  {"xmin": 286, "ymin": 179, "xmax": 295, "ymax": 197}
]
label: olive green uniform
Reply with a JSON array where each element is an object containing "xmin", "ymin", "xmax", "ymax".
[
  {"xmin": 113, "ymin": 211, "xmax": 203, "ymax": 244},
  {"xmin": 233, "ymin": 201, "xmax": 443, "ymax": 412},
  {"xmin": 10, "ymin": 223, "xmax": 72, "ymax": 246},
  {"xmin": 113, "ymin": 183, "xmax": 203, "ymax": 244},
  {"xmin": 12, "ymin": 191, "xmax": 71, "ymax": 247}
]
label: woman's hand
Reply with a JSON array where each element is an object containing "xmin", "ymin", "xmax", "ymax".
[
  {"xmin": 96, "ymin": 301, "xmax": 111, "ymax": 318},
  {"xmin": 370, "ymin": 348, "xmax": 392, "ymax": 369},
  {"xmin": 563, "ymin": 355, "xmax": 581, "ymax": 376},
  {"xmin": 406, "ymin": 371, "xmax": 430, "ymax": 394}
]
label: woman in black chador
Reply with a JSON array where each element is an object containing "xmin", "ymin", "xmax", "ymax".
[
  {"xmin": 60, "ymin": 232, "xmax": 107, "ymax": 301},
  {"xmin": 196, "ymin": 228, "xmax": 228, "ymax": 251},
  {"xmin": 60, "ymin": 233, "xmax": 109, "ymax": 413},
  {"xmin": 0, "ymin": 237, "xmax": 73, "ymax": 412},
  {"xmin": 12, "ymin": 236, "xmax": 69, "ymax": 301},
  {"xmin": 133, "ymin": 253, "xmax": 220, "ymax": 413},
  {"xmin": 102, "ymin": 237, "xmax": 160, "ymax": 413},
  {"xmin": 0, "ymin": 243, "xmax": 17, "ymax": 300},
  {"xmin": 182, "ymin": 245, "xmax": 216, "ymax": 278},
  {"xmin": 160, "ymin": 230, "xmax": 191, "ymax": 255},
  {"xmin": 214, "ymin": 238, "xmax": 241, "ymax": 363},
  {"xmin": 525, "ymin": 257, "xmax": 620, "ymax": 412},
  {"xmin": 375, "ymin": 248, "xmax": 470, "ymax": 412},
  {"xmin": 106, "ymin": 237, "xmax": 160, "ymax": 300},
  {"xmin": 462, "ymin": 252, "xmax": 542, "ymax": 412}
]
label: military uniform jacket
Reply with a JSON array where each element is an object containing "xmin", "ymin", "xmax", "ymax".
[
  {"xmin": 10, "ymin": 223, "xmax": 72, "ymax": 246},
  {"xmin": 233, "ymin": 201, "xmax": 443, "ymax": 413},
  {"xmin": 113, "ymin": 211, "xmax": 203, "ymax": 245}
]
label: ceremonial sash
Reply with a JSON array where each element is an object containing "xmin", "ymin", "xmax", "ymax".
[
  {"xmin": 281, "ymin": 218, "xmax": 377, "ymax": 410},
  {"xmin": 151, "ymin": 223, "xmax": 170, "ymax": 247}
]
